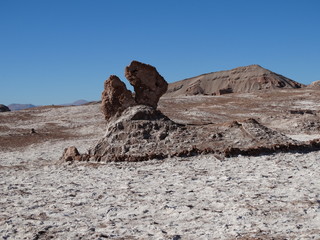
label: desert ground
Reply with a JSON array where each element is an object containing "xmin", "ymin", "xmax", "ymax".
[{"xmin": 1, "ymin": 88, "xmax": 320, "ymax": 239}]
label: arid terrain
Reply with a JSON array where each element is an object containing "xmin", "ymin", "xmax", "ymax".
[
  {"xmin": 161, "ymin": 88, "xmax": 320, "ymax": 137},
  {"xmin": 1, "ymin": 86, "xmax": 320, "ymax": 239}
]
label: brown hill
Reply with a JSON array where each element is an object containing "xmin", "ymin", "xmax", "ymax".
[
  {"xmin": 307, "ymin": 80, "xmax": 320, "ymax": 89},
  {"xmin": 164, "ymin": 65, "xmax": 305, "ymax": 97}
]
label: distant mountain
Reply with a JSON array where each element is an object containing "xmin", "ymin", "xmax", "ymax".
[
  {"xmin": 6, "ymin": 100, "xmax": 90, "ymax": 111},
  {"xmin": 164, "ymin": 65, "xmax": 305, "ymax": 97},
  {"xmin": 8, "ymin": 104, "xmax": 36, "ymax": 111},
  {"xmin": 61, "ymin": 99, "xmax": 89, "ymax": 106},
  {"xmin": 70, "ymin": 99, "xmax": 89, "ymax": 106}
]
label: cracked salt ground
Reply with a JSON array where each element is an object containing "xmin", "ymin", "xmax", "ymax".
[{"xmin": 1, "ymin": 151, "xmax": 320, "ymax": 239}]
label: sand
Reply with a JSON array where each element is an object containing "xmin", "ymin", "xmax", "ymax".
[
  {"xmin": 1, "ymin": 89, "xmax": 320, "ymax": 239},
  {"xmin": 1, "ymin": 139, "xmax": 320, "ymax": 239}
]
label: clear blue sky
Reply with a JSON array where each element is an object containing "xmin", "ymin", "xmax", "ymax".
[{"xmin": 1, "ymin": 0, "xmax": 319, "ymax": 105}]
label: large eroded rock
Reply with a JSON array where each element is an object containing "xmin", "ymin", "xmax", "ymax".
[
  {"xmin": 125, "ymin": 61, "xmax": 168, "ymax": 108},
  {"xmin": 101, "ymin": 75, "xmax": 136, "ymax": 120}
]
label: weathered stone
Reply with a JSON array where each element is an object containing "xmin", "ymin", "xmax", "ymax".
[
  {"xmin": 101, "ymin": 75, "xmax": 136, "ymax": 120},
  {"xmin": 61, "ymin": 146, "xmax": 81, "ymax": 162},
  {"xmin": 0, "ymin": 104, "xmax": 10, "ymax": 112},
  {"xmin": 88, "ymin": 105, "xmax": 179, "ymax": 161},
  {"xmin": 125, "ymin": 61, "xmax": 168, "ymax": 108}
]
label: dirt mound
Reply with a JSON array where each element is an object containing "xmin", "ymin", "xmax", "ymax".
[{"xmin": 165, "ymin": 65, "xmax": 305, "ymax": 97}]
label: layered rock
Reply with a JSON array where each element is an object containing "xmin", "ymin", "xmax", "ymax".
[
  {"xmin": 125, "ymin": 61, "xmax": 168, "ymax": 108},
  {"xmin": 165, "ymin": 65, "xmax": 305, "ymax": 97},
  {"xmin": 0, "ymin": 104, "xmax": 10, "ymax": 112}
]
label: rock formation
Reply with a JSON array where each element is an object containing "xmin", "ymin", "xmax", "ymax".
[
  {"xmin": 125, "ymin": 61, "xmax": 168, "ymax": 108},
  {"xmin": 61, "ymin": 61, "xmax": 320, "ymax": 163},
  {"xmin": 101, "ymin": 75, "xmax": 136, "ymax": 120},
  {"xmin": 86, "ymin": 113, "xmax": 300, "ymax": 162},
  {"xmin": 101, "ymin": 61, "xmax": 167, "ymax": 120},
  {"xmin": 61, "ymin": 146, "xmax": 81, "ymax": 162},
  {"xmin": 164, "ymin": 65, "xmax": 305, "ymax": 97},
  {"xmin": 62, "ymin": 60, "xmax": 172, "ymax": 161},
  {"xmin": 0, "ymin": 104, "xmax": 11, "ymax": 112}
]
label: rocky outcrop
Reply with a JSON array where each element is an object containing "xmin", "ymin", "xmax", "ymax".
[
  {"xmin": 307, "ymin": 80, "xmax": 320, "ymax": 89},
  {"xmin": 62, "ymin": 60, "xmax": 173, "ymax": 161},
  {"xmin": 101, "ymin": 75, "xmax": 136, "ymax": 120},
  {"xmin": 88, "ymin": 105, "xmax": 181, "ymax": 161},
  {"xmin": 125, "ymin": 61, "xmax": 168, "ymax": 108},
  {"xmin": 60, "ymin": 146, "xmax": 81, "ymax": 162},
  {"xmin": 61, "ymin": 61, "xmax": 317, "ymax": 163},
  {"xmin": 165, "ymin": 65, "xmax": 305, "ymax": 97},
  {"xmin": 0, "ymin": 104, "xmax": 10, "ymax": 112},
  {"xmin": 82, "ymin": 112, "xmax": 300, "ymax": 162},
  {"xmin": 101, "ymin": 61, "xmax": 167, "ymax": 120}
]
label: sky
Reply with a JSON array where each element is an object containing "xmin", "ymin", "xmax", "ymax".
[{"xmin": 1, "ymin": 0, "xmax": 320, "ymax": 105}]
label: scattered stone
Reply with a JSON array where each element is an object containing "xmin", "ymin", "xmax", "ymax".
[
  {"xmin": 60, "ymin": 146, "xmax": 81, "ymax": 162},
  {"xmin": 0, "ymin": 104, "xmax": 11, "ymax": 112},
  {"xmin": 125, "ymin": 61, "xmax": 168, "ymax": 108}
]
